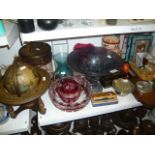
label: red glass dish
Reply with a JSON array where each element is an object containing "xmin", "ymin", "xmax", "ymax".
[
  {"xmin": 49, "ymin": 75, "xmax": 91, "ymax": 112},
  {"xmin": 56, "ymin": 78, "xmax": 81, "ymax": 103}
]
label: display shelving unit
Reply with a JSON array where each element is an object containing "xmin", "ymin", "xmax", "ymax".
[{"xmin": 1, "ymin": 19, "xmax": 155, "ymax": 134}]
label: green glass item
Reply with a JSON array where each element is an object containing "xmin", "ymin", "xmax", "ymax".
[
  {"xmin": 0, "ymin": 20, "xmax": 6, "ymax": 36},
  {"xmin": 53, "ymin": 43, "xmax": 72, "ymax": 79}
]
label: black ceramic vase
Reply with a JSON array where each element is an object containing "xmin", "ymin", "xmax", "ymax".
[{"xmin": 18, "ymin": 19, "xmax": 35, "ymax": 33}]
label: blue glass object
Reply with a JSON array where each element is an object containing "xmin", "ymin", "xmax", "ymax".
[
  {"xmin": 68, "ymin": 46, "xmax": 123, "ymax": 92},
  {"xmin": 0, "ymin": 20, "xmax": 6, "ymax": 36},
  {"xmin": 53, "ymin": 43, "xmax": 72, "ymax": 79}
]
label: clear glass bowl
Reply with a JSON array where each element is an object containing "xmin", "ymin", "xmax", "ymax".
[{"xmin": 112, "ymin": 78, "xmax": 134, "ymax": 96}]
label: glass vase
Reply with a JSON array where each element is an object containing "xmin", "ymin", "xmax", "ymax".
[{"xmin": 52, "ymin": 43, "xmax": 72, "ymax": 79}]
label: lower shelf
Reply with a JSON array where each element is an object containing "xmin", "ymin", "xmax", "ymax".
[
  {"xmin": 39, "ymin": 87, "xmax": 142, "ymax": 127},
  {"xmin": 0, "ymin": 107, "xmax": 30, "ymax": 135}
]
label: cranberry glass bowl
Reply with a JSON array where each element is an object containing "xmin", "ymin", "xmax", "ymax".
[{"xmin": 49, "ymin": 75, "xmax": 91, "ymax": 112}]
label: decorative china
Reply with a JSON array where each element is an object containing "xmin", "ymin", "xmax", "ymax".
[
  {"xmin": 49, "ymin": 75, "xmax": 91, "ymax": 112},
  {"xmin": 102, "ymin": 35, "xmax": 121, "ymax": 56}
]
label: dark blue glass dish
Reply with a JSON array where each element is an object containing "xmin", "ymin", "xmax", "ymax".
[{"xmin": 68, "ymin": 46, "xmax": 123, "ymax": 92}]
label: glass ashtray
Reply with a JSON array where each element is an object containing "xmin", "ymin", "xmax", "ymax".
[
  {"xmin": 136, "ymin": 81, "xmax": 153, "ymax": 94},
  {"xmin": 112, "ymin": 78, "xmax": 134, "ymax": 96},
  {"xmin": 49, "ymin": 75, "xmax": 91, "ymax": 112}
]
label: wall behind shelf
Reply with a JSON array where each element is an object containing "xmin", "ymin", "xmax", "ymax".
[
  {"xmin": 0, "ymin": 33, "xmax": 155, "ymax": 66},
  {"xmin": 0, "ymin": 36, "xmax": 102, "ymax": 66},
  {"xmin": 0, "ymin": 38, "xmax": 22, "ymax": 65}
]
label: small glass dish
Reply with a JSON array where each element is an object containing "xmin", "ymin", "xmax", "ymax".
[
  {"xmin": 112, "ymin": 78, "xmax": 134, "ymax": 96},
  {"xmin": 106, "ymin": 19, "xmax": 117, "ymax": 25},
  {"xmin": 0, "ymin": 103, "xmax": 9, "ymax": 125},
  {"xmin": 136, "ymin": 81, "xmax": 153, "ymax": 94}
]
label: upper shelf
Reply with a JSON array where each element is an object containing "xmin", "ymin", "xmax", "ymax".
[{"xmin": 20, "ymin": 19, "xmax": 155, "ymax": 43}]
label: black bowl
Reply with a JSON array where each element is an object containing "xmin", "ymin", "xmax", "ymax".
[
  {"xmin": 37, "ymin": 19, "xmax": 59, "ymax": 30},
  {"xmin": 68, "ymin": 46, "xmax": 123, "ymax": 78}
]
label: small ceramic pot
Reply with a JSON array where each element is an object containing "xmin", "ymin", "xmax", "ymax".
[
  {"xmin": 112, "ymin": 110, "xmax": 138, "ymax": 130},
  {"xmin": 140, "ymin": 120, "xmax": 155, "ymax": 135},
  {"xmin": 91, "ymin": 127, "xmax": 105, "ymax": 135},
  {"xmin": 102, "ymin": 35, "xmax": 121, "ymax": 56},
  {"xmin": 100, "ymin": 115, "xmax": 116, "ymax": 134},
  {"xmin": 43, "ymin": 122, "xmax": 71, "ymax": 135},
  {"xmin": 18, "ymin": 19, "xmax": 35, "ymax": 33},
  {"xmin": 120, "ymin": 109, "xmax": 136, "ymax": 122},
  {"xmin": 106, "ymin": 19, "xmax": 117, "ymax": 25},
  {"xmin": 89, "ymin": 116, "xmax": 100, "ymax": 128},
  {"xmin": 73, "ymin": 118, "xmax": 89, "ymax": 133},
  {"xmin": 129, "ymin": 125, "xmax": 143, "ymax": 135},
  {"xmin": 134, "ymin": 107, "xmax": 147, "ymax": 120}
]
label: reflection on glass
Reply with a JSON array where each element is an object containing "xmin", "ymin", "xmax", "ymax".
[
  {"xmin": 61, "ymin": 20, "xmax": 73, "ymax": 27},
  {"xmin": 81, "ymin": 19, "xmax": 94, "ymax": 26}
]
